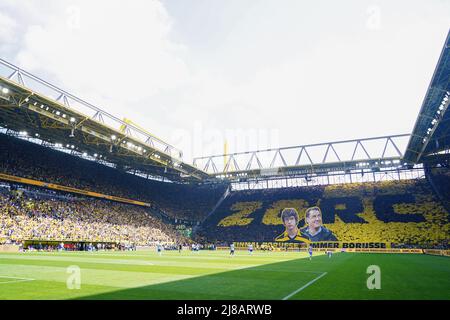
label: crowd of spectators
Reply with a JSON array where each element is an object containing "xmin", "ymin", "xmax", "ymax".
[
  {"xmin": 427, "ymin": 166, "xmax": 450, "ymax": 207},
  {"xmin": 0, "ymin": 133, "xmax": 228, "ymax": 222},
  {"xmin": 1, "ymin": 133, "xmax": 449, "ymax": 250},
  {"xmin": 197, "ymin": 178, "xmax": 450, "ymax": 248},
  {"xmin": 0, "ymin": 184, "xmax": 189, "ymax": 247}
]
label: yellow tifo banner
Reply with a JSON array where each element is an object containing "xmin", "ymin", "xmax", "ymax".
[
  {"xmin": 233, "ymin": 242, "xmax": 391, "ymax": 249},
  {"xmin": 423, "ymin": 249, "xmax": 450, "ymax": 257},
  {"xmin": 0, "ymin": 172, "xmax": 151, "ymax": 207},
  {"xmin": 0, "ymin": 244, "xmax": 20, "ymax": 252},
  {"xmin": 311, "ymin": 242, "xmax": 391, "ymax": 249}
]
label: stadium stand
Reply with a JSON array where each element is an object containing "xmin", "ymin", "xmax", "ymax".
[
  {"xmin": 426, "ymin": 166, "xmax": 450, "ymax": 211},
  {"xmin": 196, "ymin": 178, "xmax": 449, "ymax": 247},
  {"xmin": 0, "ymin": 134, "xmax": 448, "ymax": 249},
  {"xmin": 0, "ymin": 183, "xmax": 188, "ymax": 248},
  {"xmin": 0, "ymin": 133, "xmax": 227, "ymax": 223}
]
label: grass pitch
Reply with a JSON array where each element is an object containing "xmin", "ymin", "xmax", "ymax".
[{"xmin": 0, "ymin": 250, "xmax": 448, "ymax": 300}]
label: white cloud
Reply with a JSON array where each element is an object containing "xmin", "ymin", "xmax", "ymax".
[
  {"xmin": 14, "ymin": 0, "xmax": 190, "ymax": 111},
  {"xmin": 0, "ymin": 11, "xmax": 16, "ymax": 39},
  {"xmin": 1, "ymin": 0, "xmax": 449, "ymax": 165},
  {"xmin": 0, "ymin": 11, "xmax": 18, "ymax": 52}
]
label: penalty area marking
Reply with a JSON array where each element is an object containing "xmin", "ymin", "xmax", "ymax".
[
  {"xmin": 0, "ymin": 276, "xmax": 35, "ymax": 284},
  {"xmin": 282, "ymin": 272, "xmax": 327, "ymax": 300}
]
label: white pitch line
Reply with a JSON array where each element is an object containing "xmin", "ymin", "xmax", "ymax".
[
  {"xmin": 282, "ymin": 272, "xmax": 327, "ymax": 300},
  {"xmin": 0, "ymin": 276, "xmax": 35, "ymax": 284}
]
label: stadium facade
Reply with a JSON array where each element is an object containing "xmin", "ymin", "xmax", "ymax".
[{"xmin": 0, "ymin": 31, "xmax": 449, "ymax": 252}]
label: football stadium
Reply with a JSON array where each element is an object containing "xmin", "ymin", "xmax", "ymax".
[{"xmin": 0, "ymin": 2, "xmax": 449, "ymax": 306}]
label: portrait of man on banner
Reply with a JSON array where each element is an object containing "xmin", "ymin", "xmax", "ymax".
[
  {"xmin": 300, "ymin": 206, "xmax": 337, "ymax": 242},
  {"xmin": 274, "ymin": 208, "xmax": 310, "ymax": 243}
]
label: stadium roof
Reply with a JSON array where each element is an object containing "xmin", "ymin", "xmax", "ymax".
[
  {"xmin": 404, "ymin": 30, "xmax": 450, "ymax": 164},
  {"xmin": 1, "ymin": 29, "xmax": 448, "ymax": 185},
  {"xmin": 0, "ymin": 56, "xmax": 416, "ymax": 184},
  {"xmin": 194, "ymin": 134, "xmax": 411, "ymax": 182},
  {"xmin": 0, "ymin": 59, "xmax": 210, "ymax": 182}
]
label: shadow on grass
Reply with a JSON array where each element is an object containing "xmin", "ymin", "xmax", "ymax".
[{"xmin": 77, "ymin": 254, "xmax": 334, "ymax": 300}]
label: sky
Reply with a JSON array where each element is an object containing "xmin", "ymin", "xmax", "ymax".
[{"xmin": 0, "ymin": 0, "xmax": 449, "ymax": 168}]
